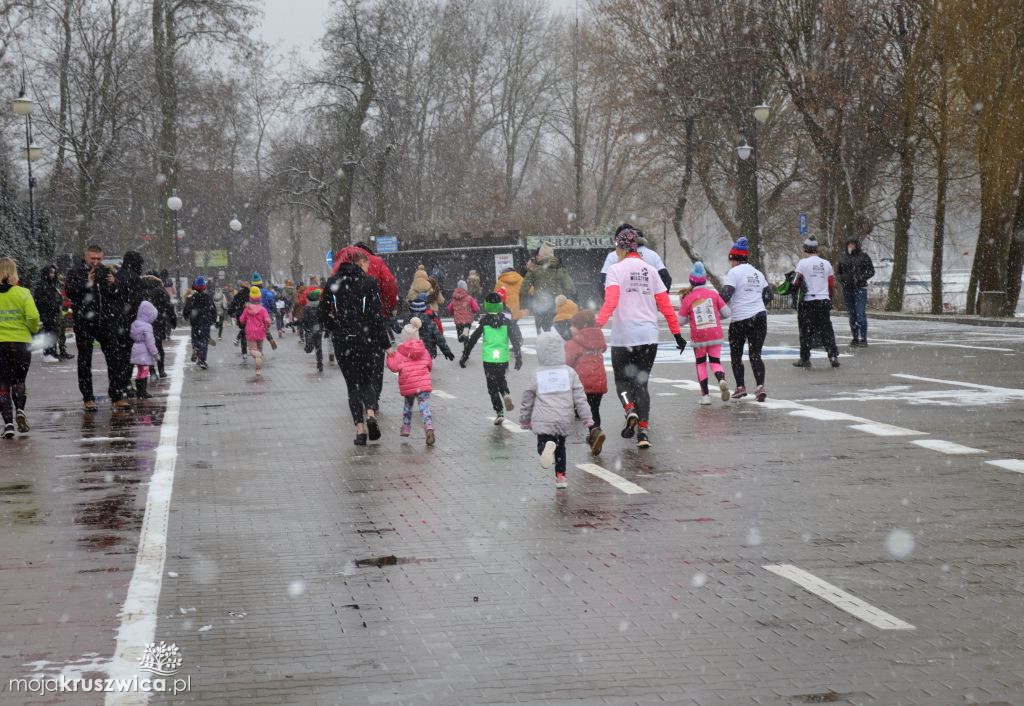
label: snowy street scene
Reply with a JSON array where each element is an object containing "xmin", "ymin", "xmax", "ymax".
[{"xmin": 3, "ymin": 1, "xmax": 1024, "ymax": 705}]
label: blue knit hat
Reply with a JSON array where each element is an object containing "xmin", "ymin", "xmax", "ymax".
[
  {"xmin": 251, "ymin": 272, "xmax": 263, "ymax": 285},
  {"xmin": 729, "ymin": 237, "xmax": 749, "ymax": 259},
  {"xmin": 409, "ymin": 297, "xmax": 427, "ymax": 313},
  {"xmin": 193, "ymin": 275, "xmax": 206, "ymax": 290},
  {"xmin": 689, "ymin": 262, "xmax": 707, "ymax": 286}
]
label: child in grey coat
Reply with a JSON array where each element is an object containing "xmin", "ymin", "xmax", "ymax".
[{"xmin": 520, "ymin": 331, "xmax": 594, "ymax": 489}]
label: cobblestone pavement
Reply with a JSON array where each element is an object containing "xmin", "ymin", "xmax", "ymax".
[{"xmin": 3, "ymin": 315, "xmax": 1024, "ymax": 705}]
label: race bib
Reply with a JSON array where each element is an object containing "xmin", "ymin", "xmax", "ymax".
[
  {"xmin": 692, "ymin": 297, "xmax": 716, "ymax": 329},
  {"xmin": 275, "ymin": 301, "xmax": 286, "ymax": 310},
  {"xmin": 536, "ymin": 368, "xmax": 571, "ymax": 394}
]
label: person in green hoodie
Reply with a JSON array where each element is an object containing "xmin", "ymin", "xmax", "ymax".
[
  {"xmin": 0, "ymin": 257, "xmax": 41, "ymax": 438},
  {"xmin": 459, "ymin": 292, "xmax": 523, "ymax": 425}
]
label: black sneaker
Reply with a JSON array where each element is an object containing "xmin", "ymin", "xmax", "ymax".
[
  {"xmin": 197, "ymin": 360, "xmax": 208, "ymax": 370},
  {"xmin": 859, "ymin": 340, "xmax": 868, "ymax": 348},
  {"xmin": 354, "ymin": 433, "xmax": 367, "ymax": 446},
  {"xmin": 621, "ymin": 411, "xmax": 639, "ymax": 438},
  {"xmin": 850, "ymin": 339, "xmax": 860, "ymax": 347},
  {"xmin": 792, "ymin": 359, "xmax": 811, "ymax": 368},
  {"xmin": 366, "ymin": 416, "xmax": 381, "ymax": 441},
  {"xmin": 829, "ymin": 355, "xmax": 840, "ymax": 368},
  {"xmin": 636, "ymin": 429, "xmax": 650, "ymax": 448}
]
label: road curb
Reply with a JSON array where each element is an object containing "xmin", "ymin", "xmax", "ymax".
[{"xmin": 863, "ymin": 311, "xmax": 1024, "ymax": 328}]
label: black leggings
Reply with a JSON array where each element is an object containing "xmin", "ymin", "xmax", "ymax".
[
  {"xmin": 0, "ymin": 342, "xmax": 31, "ymax": 424},
  {"xmin": 610, "ymin": 344, "xmax": 658, "ymax": 423},
  {"xmin": 728, "ymin": 312, "xmax": 767, "ymax": 388},
  {"xmin": 586, "ymin": 393, "xmax": 603, "ymax": 428},
  {"xmin": 483, "ymin": 361, "xmax": 510, "ymax": 413},
  {"xmin": 333, "ymin": 341, "xmax": 378, "ymax": 425},
  {"xmin": 537, "ymin": 434, "xmax": 567, "ymax": 473}
]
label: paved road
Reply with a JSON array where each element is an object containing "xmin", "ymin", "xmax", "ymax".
[{"xmin": 3, "ymin": 315, "xmax": 1024, "ymax": 705}]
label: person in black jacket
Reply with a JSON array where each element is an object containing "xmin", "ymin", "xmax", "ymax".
[
  {"xmin": 65, "ymin": 244, "xmax": 132, "ymax": 409},
  {"xmin": 836, "ymin": 237, "xmax": 875, "ymax": 347},
  {"xmin": 33, "ymin": 265, "xmax": 68, "ymax": 361},
  {"xmin": 141, "ymin": 272, "xmax": 176, "ymax": 378},
  {"xmin": 318, "ymin": 247, "xmax": 391, "ymax": 445},
  {"xmin": 182, "ymin": 275, "xmax": 218, "ymax": 369}
]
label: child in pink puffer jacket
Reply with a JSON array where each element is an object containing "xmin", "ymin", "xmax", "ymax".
[
  {"xmin": 678, "ymin": 262, "xmax": 732, "ymax": 405},
  {"xmin": 386, "ymin": 318, "xmax": 436, "ymax": 446},
  {"xmin": 238, "ymin": 286, "xmax": 272, "ymax": 376}
]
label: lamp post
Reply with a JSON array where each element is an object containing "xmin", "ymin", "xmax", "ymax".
[
  {"xmin": 229, "ymin": 215, "xmax": 241, "ymax": 282},
  {"xmin": 166, "ymin": 190, "xmax": 183, "ymax": 302},
  {"xmin": 12, "ymin": 74, "xmax": 41, "ymax": 241},
  {"xmin": 737, "ymin": 102, "xmax": 770, "ymax": 267}
]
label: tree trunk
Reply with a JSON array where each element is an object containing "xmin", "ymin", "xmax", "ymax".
[
  {"xmin": 886, "ymin": 130, "xmax": 916, "ymax": 311},
  {"xmin": 973, "ymin": 168, "xmax": 1016, "ymax": 316},
  {"xmin": 288, "ymin": 205, "xmax": 303, "ymax": 285},
  {"xmin": 1003, "ymin": 190, "xmax": 1024, "ymax": 315},
  {"xmin": 153, "ymin": 0, "xmax": 179, "ymax": 271},
  {"xmin": 930, "ymin": 67, "xmax": 949, "ymax": 315},
  {"xmin": 330, "ymin": 55, "xmax": 374, "ymax": 253},
  {"xmin": 672, "ymin": 117, "xmax": 721, "ymax": 289}
]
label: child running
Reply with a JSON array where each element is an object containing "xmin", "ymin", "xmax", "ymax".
[
  {"xmin": 301, "ymin": 288, "xmax": 324, "ymax": 373},
  {"xmin": 460, "ymin": 292, "xmax": 523, "ymax": 425},
  {"xmin": 238, "ymin": 286, "xmax": 272, "ymax": 376},
  {"xmin": 447, "ymin": 280, "xmax": 479, "ymax": 342},
  {"xmin": 129, "ymin": 300, "xmax": 159, "ymax": 399},
  {"xmin": 564, "ymin": 308, "xmax": 607, "ymax": 455},
  {"xmin": 182, "ymin": 275, "xmax": 217, "ymax": 370},
  {"xmin": 678, "ymin": 262, "xmax": 732, "ymax": 405},
  {"xmin": 386, "ymin": 318, "xmax": 436, "ymax": 446},
  {"xmin": 399, "ymin": 297, "xmax": 455, "ymax": 360},
  {"xmin": 520, "ymin": 331, "xmax": 594, "ymax": 489}
]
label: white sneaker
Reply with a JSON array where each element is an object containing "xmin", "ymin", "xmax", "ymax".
[
  {"xmin": 539, "ymin": 440, "xmax": 556, "ymax": 469},
  {"xmin": 42, "ymin": 354, "xmax": 59, "ymax": 363},
  {"xmin": 699, "ymin": 395, "xmax": 712, "ymax": 405},
  {"xmin": 719, "ymin": 379, "xmax": 731, "ymax": 401}
]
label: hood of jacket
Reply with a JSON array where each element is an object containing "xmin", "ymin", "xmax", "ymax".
[
  {"xmin": 42, "ymin": 265, "xmax": 57, "ymax": 280},
  {"xmin": 135, "ymin": 299, "xmax": 157, "ymax": 324},
  {"xmin": 413, "ymin": 268, "xmax": 430, "ymax": 283},
  {"xmin": 535, "ymin": 255, "xmax": 561, "ymax": 270},
  {"xmin": 536, "ymin": 330, "xmax": 566, "ymax": 367},
  {"xmin": 572, "ymin": 326, "xmax": 606, "ymax": 353},
  {"xmin": 0, "ymin": 283, "xmax": 13, "ymax": 294},
  {"xmin": 451, "ymin": 287, "xmax": 470, "ymax": 301},
  {"xmin": 846, "ymin": 238, "xmax": 861, "ymax": 253},
  {"xmin": 121, "ymin": 250, "xmax": 144, "ymax": 275},
  {"xmin": 397, "ymin": 337, "xmax": 429, "ymax": 360},
  {"xmin": 244, "ymin": 301, "xmax": 265, "ymax": 315},
  {"xmin": 498, "ymin": 270, "xmax": 522, "ymax": 286},
  {"xmin": 141, "ymin": 274, "xmax": 164, "ymax": 287}
]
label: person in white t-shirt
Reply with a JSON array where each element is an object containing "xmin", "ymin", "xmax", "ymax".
[
  {"xmin": 600, "ymin": 225, "xmax": 672, "ymax": 289},
  {"xmin": 596, "ymin": 226, "xmax": 686, "ymax": 448},
  {"xmin": 791, "ymin": 236, "xmax": 840, "ymax": 368},
  {"xmin": 720, "ymin": 237, "xmax": 773, "ymax": 401}
]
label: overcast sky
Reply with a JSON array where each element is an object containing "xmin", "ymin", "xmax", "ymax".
[{"xmin": 256, "ymin": 0, "xmax": 581, "ymax": 61}]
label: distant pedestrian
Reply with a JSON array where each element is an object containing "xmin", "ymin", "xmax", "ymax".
[
  {"xmin": 836, "ymin": 237, "xmax": 875, "ymax": 347},
  {"xmin": 0, "ymin": 257, "xmax": 40, "ymax": 438},
  {"xmin": 721, "ymin": 237, "xmax": 773, "ymax": 401},
  {"xmin": 520, "ymin": 331, "xmax": 595, "ymax": 489},
  {"xmin": 129, "ymin": 300, "xmax": 159, "ymax": 399},
  {"xmin": 301, "ymin": 288, "xmax": 324, "ymax": 373},
  {"xmin": 399, "ymin": 297, "xmax": 454, "ymax": 360},
  {"xmin": 249, "ymin": 273, "xmax": 277, "ymax": 350},
  {"xmin": 495, "ymin": 268, "xmax": 525, "ymax": 320},
  {"xmin": 460, "ymin": 292, "xmax": 524, "ymax": 425},
  {"xmin": 564, "ymin": 308, "xmax": 608, "ymax": 456},
  {"xmin": 406, "ymin": 265, "xmax": 433, "ymax": 302},
  {"xmin": 212, "ymin": 285, "xmax": 228, "ymax": 339},
  {"xmin": 552, "ymin": 294, "xmax": 579, "ymax": 340},
  {"xmin": 33, "ymin": 264, "xmax": 66, "ymax": 362},
  {"xmin": 182, "ymin": 276, "xmax": 217, "ymax": 370},
  {"xmin": 447, "ymin": 280, "xmax": 479, "ymax": 342},
  {"xmin": 466, "ymin": 269, "xmax": 482, "ymax": 302},
  {"xmin": 227, "ymin": 283, "xmax": 251, "ymax": 359},
  {"xmin": 601, "ymin": 224, "xmax": 672, "ymax": 289},
  {"xmin": 239, "ymin": 286, "xmax": 272, "ymax": 376},
  {"xmin": 387, "ymin": 318, "xmax": 436, "ymax": 446},
  {"xmin": 596, "ymin": 227, "xmax": 686, "ymax": 448},
  {"xmin": 678, "ymin": 262, "xmax": 732, "ymax": 405},
  {"xmin": 521, "ymin": 242, "xmax": 575, "ymax": 333},
  {"xmin": 141, "ymin": 272, "xmax": 176, "ymax": 378},
  {"xmin": 792, "ymin": 236, "xmax": 840, "ymax": 369}
]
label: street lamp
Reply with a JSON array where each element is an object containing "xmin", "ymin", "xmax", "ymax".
[
  {"xmin": 736, "ymin": 101, "xmax": 770, "ymax": 266},
  {"xmin": 11, "ymin": 73, "xmax": 39, "ymax": 241},
  {"xmin": 229, "ymin": 216, "xmax": 241, "ymax": 232},
  {"xmin": 228, "ymin": 216, "xmax": 241, "ymax": 281},
  {"xmin": 167, "ymin": 190, "xmax": 183, "ymax": 303}
]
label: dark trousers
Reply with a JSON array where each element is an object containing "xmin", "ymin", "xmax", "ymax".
[
  {"xmin": 553, "ymin": 320, "xmax": 572, "ymax": 340},
  {"xmin": 191, "ymin": 325, "xmax": 211, "ymax": 362},
  {"xmin": 41, "ymin": 314, "xmax": 61, "ymax": 357},
  {"xmin": 334, "ymin": 340, "xmax": 377, "ymax": 425},
  {"xmin": 306, "ymin": 331, "xmax": 323, "ymax": 369},
  {"xmin": 534, "ymin": 310, "xmax": 555, "ymax": 334},
  {"xmin": 156, "ymin": 338, "xmax": 166, "ymax": 375},
  {"xmin": 586, "ymin": 393, "xmax": 603, "ymax": 428},
  {"xmin": 215, "ymin": 314, "xmax": 224, "ymax": 338},
  {"xmin": 728, "ymin": 312, "xmax": 767, "ymax": 388},
  {"xmin": 0, "ymin": 342, "xmax": 31, "ymax": 424},
  {"xmin": 843, "ymin": 287, "xmax": 868, "ymax": 342},
  {"xmin": 798, "ymin": 300, "xmax": 839, "ymax": 360},
  {"xmin": 236, "ymin": 323, "xmax": 248, "ymax": 355},
  {"xmin": 610, "ymin": 344, "xmax": 658, "ymax": 423},
  {"xmin": 483, "ymin": 361, "xmax": 510, "ymax": 413},
  {"xmin": 537, "ymin": 434, "xmax": 567, "ymax": 473},
  {"xmin": 455, "ymin": 323, "xmax": 472, "ymax": 341},
  {"xmin": 75, "ymin": 327, "xmax": 130, "ymax": 402},
  {"xmin": 370, "ymin": 348, "xmax": 385, "ymax": 408}
]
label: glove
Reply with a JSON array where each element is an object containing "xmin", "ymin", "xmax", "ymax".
[
  {"xmin": 443, "ymin": 349, "xmax": 455, "ymax": 361},
  {"xmin": 459, "ymin": 357, "xmax": 467, "ymax": 368},
  {"xmin": 674, "ymin": 333, "xmax": 687, "ymax": 354},
  {"xmin": 514, "ymin": 356, "xmax": 523, "ymax": 371}
]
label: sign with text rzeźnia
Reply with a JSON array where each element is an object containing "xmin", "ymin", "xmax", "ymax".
[{"xmin": 526, "ymin": 235, "xmax": 612, "ymax": 251}]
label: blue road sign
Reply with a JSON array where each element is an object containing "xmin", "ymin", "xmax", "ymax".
[
  {"xmin": 799, "ymin": 212, "xmax": 808, "ymax": 235},
  {"xmin": 375, "ymin": 235, "xmax": 398, "ymax": 254}
]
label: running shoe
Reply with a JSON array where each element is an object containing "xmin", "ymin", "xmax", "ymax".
[
  {"xmin": 540, "ymin": 440, "xmax": 556, "ymax": 469},
  {"xmin": 493, "ymin": 411, "xmax": 505, "ymax": 425},
  {"xmin": 400, "ymin": 423, "xmax": 411, "ymax": 437},
  {"xmin": 353, "ymin": 433, "xmax": 367, "ymax": 446},
  {"xmin": 269, "ymin": 337, "xmax": 278, "ymax": 350},
  {"xmin": 699, "ymin": 395, "xmax": 712, "ymax": 405},
  {"xmin": 719, "ymin": 379, "xmax": 731, "ymax": 401},
  {"xmin": 503, "ymin": 394, "xmax": 515, "ymax": 412},
  {"xmin": 555, "ymin": 472, "xmax": 568, "ymax": 489},
  {"xmin": 2, "ymin": 423, "xmax": 14, "ymax": 439},
  {"xmin": 829, "ymin": 355, "xmax": 840, "ymax": 368},
  {"xmin": 587, "ymin": 427, "xmax": 606, "ymax": 457},
  {"xmin": 636, "ymin": 429, "xmax": 651, "ymax": 448},
  {"xmin": 755, "ymin": 385, "xmax": 767, "ymax": 402},
  {"xmin": 732, "ymin": 385, "xmax": 747, "ymax": 399},
  {"xmin": 621, "ymin": 411, "xmax": 639, "ymax": 438},
  {"xmin": 425, "ymin": 428, "xmax": 435, "ymax": 446},
  {"xmin": 792, "ymin": 360, "xmax": 811, "ymax": 368}
]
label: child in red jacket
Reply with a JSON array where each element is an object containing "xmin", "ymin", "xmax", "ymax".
[
  {"xmin": 564, "ymin": 309, "xmax": 607, "ymax": 456},
  {"xmin": 678, "ymin": 262, "xmax": 732, "ymax": 405},
  {"xmin": 386, "ymin": 318, "xmax": 436, "ymax": 446}
]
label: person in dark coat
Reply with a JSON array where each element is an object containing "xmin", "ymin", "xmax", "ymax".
[
  {"xmin": 182, "ymin": 275, "xmax": 218, "ymax": 369},
  {"xmin": 141, "ymin": 272, "xmax": 176, "ymax": 378},
  {"xmin": 836, "ymin": 237, "xmax": 875, "ymax": 347},
  {"xmin": 227, "ymin": 283, "xmax": 251, "ymax": 357},
  {"xmin": 33, "ymin": 264, "xmax": 70, "ymax": 361},
  {"xmin": 65, "ymin": 244, "xmax": 132, "ymax": 409},
  {"xmin": 301, "ymin": 287, "xmax": 324, "ymax": 373},
  {"xmin": 318, "ymin": 246, "xmax": 391, "ymax": 445}
]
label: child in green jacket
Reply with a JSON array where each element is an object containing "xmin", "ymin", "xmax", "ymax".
[{"xmin": 460, "ymin": 292, "xmax": 523, "ymax": 424}]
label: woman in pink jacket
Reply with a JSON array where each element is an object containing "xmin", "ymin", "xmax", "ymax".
[
  {"xmin": 238, "ymin": 286, "xmax": 273, "ymax": 376},
  {"xmin": 386, "ymin": 318, "xmax": 435, "ymax": 446},
  {"xmin": 678, "ymin": 262, "xmax": 732, "ymax": 405}
]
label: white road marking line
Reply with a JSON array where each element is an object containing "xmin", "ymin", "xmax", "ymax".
[
  {"xmin": 432, "ymin": 390, "xmax": 456, "ymax": 399},
  {"xmin": 986, "ymin": 459, "xmax": 1024, "ymax": 474},
  {"xmin": 489, "ymin": 417, "xmax": 530, "ymax": 433},
  {"xmin": 871, "ymin": 337, "xmax": 1014, "ymax": 352},
  {"xmin": 106, "ymin": 336, "xmax": 188, "ymax": 705},
  {"xmin": 912, "ymin": 439, "xmax": 986, "ymax": 455},
  {"xmin": 848, "ymin": 423, "xmax": 924, "ymax": 437},
  {"xmin": 892, "ymin": 373, "xmax": 1024, "ymax": 397},
  {"xmin": 55, "ymin": 452, "xmax": 126, "ymax": 459},
  {"xmin": 789, "ymin": 408, "xmax": 863, "ymax": 422},
  {"xmin": 79, "ymin": 437, "xmax": 130, "ymax": 443},
  {"xmin": 576, "ymin": 463, "xmax": 649, "ymax": 495},
  {"xmin": 764, "ymin": 564, "xmax": 915, "ymax": 631}
]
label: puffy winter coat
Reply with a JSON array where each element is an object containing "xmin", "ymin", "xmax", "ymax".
[
  {"xmin": 836, "ymin": 243, "xmax": 875, "ymax": 290},
  {"xmin": 183, "ymin": 289, "xmax": 217, "ymax": 330},
  {"xmin": 387, "ymin": 338, "xmax": 434, "ymax": 396},
  {"xmin": 319, "ymin": 262, "xmax": 391, "ymax": 354},
  {"xmin": 520, "ymin": 331, "xmax": 592, "ymax": 436},
  {"xmin": 0, "ymin": 283, "xmax": 40, "ymax": 343},
  {"xmin": 564, "ymin": 326, "xmax": 608, "ymax": 394},
  {"xmin": 521, "ymin": 255, "xmax": 576, "ymax": 315},
  {"xmin": 678, "ymin": 284, "xmax": 731, "ymax": 347},
  {"xmin": 406, "ymin": 267, "xmax": 433, "ymax": 302},
  {"xmin": 466, "ymin": 271, "xmax": 482, "ymax": 298},
  {"xmin": 495, "ymin": 270, "xmax": 525, "ymax": 320},
  {"xmin": 140, "ymin": 275, "xmax": 176, "ymax": 341},
  {"xmin": 33, "ymin": 266, "xmax": 63, "ymax": 323},
  {"xmin": 130, "ymin": 300, "xmax": 159, "ymax": 366},
  {"xmin": 239, "ymin": 302, "xmax": 271, "ymax": 341},
  {"xmin": 446, "ymin": 287, "xmax": 479, "ymax": 325},
  {"xmin": 395, "ymin": 312, "xmax": 451, "ymax": 359},
  {"xmin": 554, "ymin": 297, "xmax": 579, "ymax": 322}
]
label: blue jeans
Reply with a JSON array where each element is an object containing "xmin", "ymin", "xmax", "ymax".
[{"xmin": 843, "ymin": 288, "xmax": 868, "ymax": 341}]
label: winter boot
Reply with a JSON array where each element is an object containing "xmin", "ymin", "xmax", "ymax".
[{"xmin": 135, "ymin": 379, "xmax": 153, "ymax": 399}]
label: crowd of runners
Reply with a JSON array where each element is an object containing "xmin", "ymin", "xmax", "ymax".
[{"xmin": 0, "ymin": 225, "xmax": 874, "ymax": 487}]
